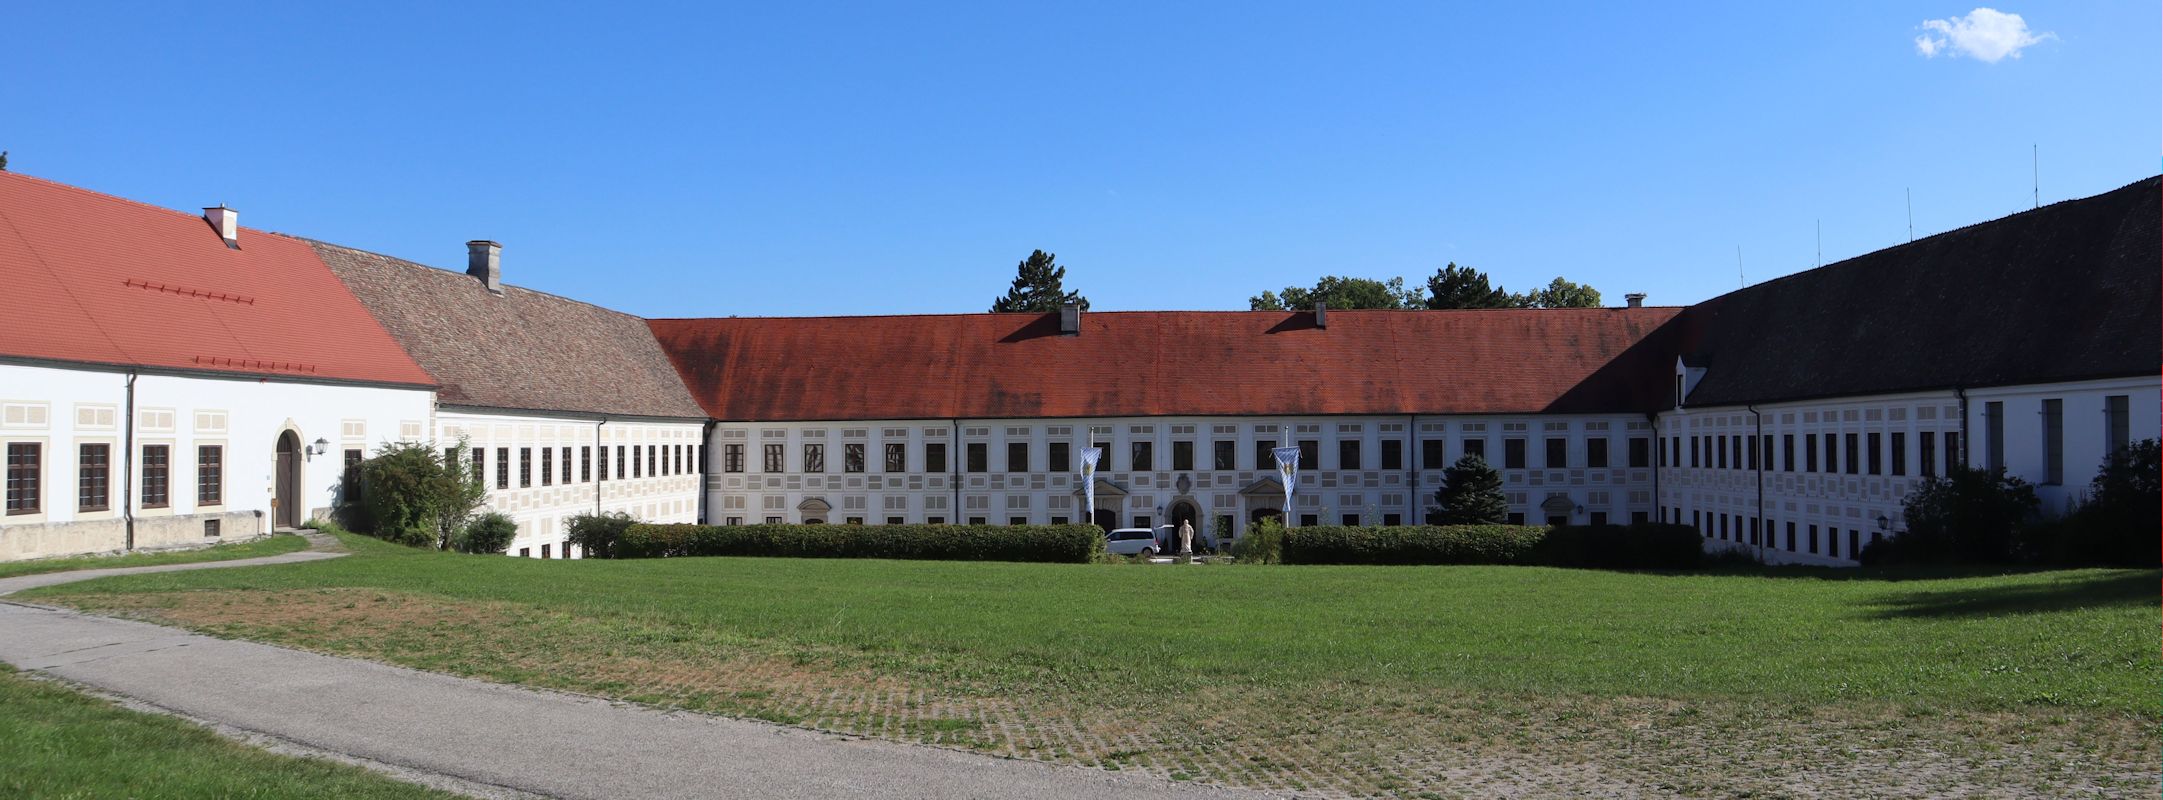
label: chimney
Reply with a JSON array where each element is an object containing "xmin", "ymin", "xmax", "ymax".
[
  {"xmin": 1313, "ymin": 301, "xmax": 1328, "ymax": 329},
  {"xmin": 1624, "ymin": 293, "xmax": 1646, "ymax": 309},
  {"xmin": 466, "ymin": 240, "xmax": 502, "ymax": 295},
  {"xmin": 203, "ymin": 206, "xmax": 239, "ymax": 249},
  {"xmin": 1058, "ymin": 303, "xmax": 1080, "ymax": 335}
]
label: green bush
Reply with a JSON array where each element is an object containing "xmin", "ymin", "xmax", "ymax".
[
  {"xmin": 612, "ymin": 523, "xmax": 1105, "ymax": 564},
  {"xmin": 1865, "ymin": 466, "xmax": 2038, "ymax": 565},
  {"xmin": 2026, "ymin": 439, "xmax": 2160, "ymax": 566},
  {"xmin": 1534, "ymin": 523, "xmax": 1704, "ymax": 570},
  {"xmin": 1231, "ymin": 516, "xmax": 1286, "ymax": 564},
  {"xmin": 354, "ymin": 440, "xmax": 486, "ymax": 550},
  {"xmin": 1282, "ymin": 524, "xmax": 1549, "ymax": 565},
  {"xmin": 564, "ymin": 511, "xmax": 640, "ymax": 560},
  {"xmin": 453, "ymin": 512, "xmax": 518, "ymax": 554}
]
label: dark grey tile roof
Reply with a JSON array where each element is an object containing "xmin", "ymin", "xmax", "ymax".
[
  {"xmin": 1677, "ymin": 176, "xmax": 2160, "ymax": 406},
  {"xmin": 311, "ymin": 241, "xmax": 707, "ymax": 419}
]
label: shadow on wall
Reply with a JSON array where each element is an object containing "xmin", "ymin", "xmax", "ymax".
[{"xmin": 1862, "ymin": 569, "xmax": 2157, "ymax": 620}]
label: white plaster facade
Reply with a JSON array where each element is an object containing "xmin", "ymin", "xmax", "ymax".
[
  {"xmin": 703, "ymin": 414, "xmax": 1659, "ymax": 542},
  {"xmin": 1657, "ymin": 374, "xmax": 2159, "ymax": 565},
  {"xmin": 0, "ymin": 361, "xmax": 433, "ymax": 561},
  {"xmin": 437, "ymin": 409, "xmax": 703, "ymax": 558}
]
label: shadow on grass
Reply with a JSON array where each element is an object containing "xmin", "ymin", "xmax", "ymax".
[{"xmin": 1862, "ymin": 570, "xmax": 2158, "ymax": 619}]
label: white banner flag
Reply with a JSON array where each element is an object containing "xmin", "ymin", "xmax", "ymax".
[
  {"xmin": 1080, "ymin": 447, "xmax": 1102, "ymax": 527},
  {"xmin": 1272, "ymin": 446, "xmax": 1302, "ymax": 525}
]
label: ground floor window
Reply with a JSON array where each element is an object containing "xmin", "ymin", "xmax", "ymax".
[
  {"xmin": 196, "ymin": 445, "xmax": 223, "ymax": 505},
  {"xmin": 78, "ymin": 443, "xmax": 108, "ymax": 512},
  {"xmin": 141, "ymin": 444, "xmax": 170, "ymax": 509},
  {"xmin": 6, "ymin": 442, "xmax": 39, "ymax": 515}
]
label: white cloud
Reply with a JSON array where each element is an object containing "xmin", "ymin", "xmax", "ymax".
[{"xmin": 1914, "ymin": 8, "xmax": 2053, "ymax": 62}]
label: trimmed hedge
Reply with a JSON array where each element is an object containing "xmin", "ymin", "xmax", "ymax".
[
  {"xmin": 1282, "ymin": 522, "xmax": 1704, "ymax": 568},
  {"xmin": 1282, "ymin": 525, "xmax": 1548, "ymax": 565},
  {"xmin": 614, "ymin": 523, "xmax": 1105, "ymax": 564},
  {"xmin": 1533, "ymin": 523, "xmax": 1704, "ymax": 570}
]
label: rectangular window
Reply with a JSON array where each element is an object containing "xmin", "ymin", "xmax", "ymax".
[
  {"xmin": 1213, "ymin": 440, "xmax": 1235, "ymax": 471},
  {"xmin": 2041, "ymin": 398, "xmax": 2064, "ymax": 484},
  {"xmin": 761, "ymin": 443, "xmax": 783, "ymax": 473},
  {"xmin": 78, "ymin": 443, "xmax": 109, "ymax": 512},
  {"xmin": 1626, "ymin": 437, "xmax": 1647, "ymax": 468},
  {"xmin": 1506, "ymin": 512, "xmax": 1524, "ymax": 526},
  {"xmin": 1131, "ymin": 441, "xmax": 1154, "ymax": 472},
  {"xmin": 1804, "ymin": 434, "xmax": 1818, "ymax": 472},
  {"xmin": 1380, "ymin": 439, "xmax": 1404, "ymax": 470},
  {"xmin": 1338, "ymin": 440, "xmax": 1361, "ymax": 471},
  {"xmin": 2106, "ymin": 395, "xmax": 2131, "ymax": 455},
  {"xmin": 1733, "ymin": 436, "xmax": 1744, "ymax": 470},
  {"xmin": 520, "ymin": 447, "xmax": 533, "ymax": 486},
  {"xmin": 496, "ymin": 447, "xmax": 510, "ymax": 488},
  {"xmin": 1689, "ymin": 436, "xmax": 1700, "ymax": 468},
  {"xmin": 1750, "ymin": 435, "xmax": 1762, "ymax": 470},
  {"xmin": 540, "ymin": 544, "xmax": 551, "ymax": 559},
  {"xmin": 722, "ymin": 444, "xmax": 743, "ymax": 473},
  {"xmin": 542, "ymin": 447, "xmax": 554, "ymax": 486},
  {"xmin": 1781, "ymin": 434, "xmax": 1795, "ymax": 472},
  {"xmin": 803, "ymin": 443, "xmax": 825, "ymax": 473},
  {"xmin": 141, "ymin": 444, "xmax": 169, "ymax": 508},
  {"xmin": 1808, "ymin": 524, "xmax": 1819, "ymax": 554},
  {"xmin": 1545, "ymin": 438, "xmax": 1568, "ymax": 469},
  {"xmin": 1866, "ymin": 432, "xmax": 1882, "ymax": 475},
  {"xmin": 561, "ymin": 447, "xmax": 572, "ymax": 481},
  {"xmin": 6, "ymin": 442, "xmax": 40, "ymax": 515},
  {"xmin": 1890, "ymin": 432, "xmax": 1906, "ymax": 476},
  {"xmin": 647, "ymin": 445, "xmax": 657, "ymax": 477},
  {"xmin": 1503, "ymin": 438, "xmax": 1526, "ymax": 469},
  {"xmin": 614, "ymin": 445, "xmax": 626, "ymax": 478},
  {"xmin": 1007, "ymin": 442, "xmax": 1028, "ymax": 473},
  {"xmin": 926, "ymin": 442, "xmax": 948, "ymax": 473},
  {"xmin": 1009, "ymin": 516, "xmax": 1027, "ymax": 526},
  {"xmin": 1587, "ymin": 438, "xmax": 1609, "ymax": 469},
  {"xmin": 632, "ymin": 446, "xmax": 643, "ymax": 479},
  {"xmin": 1463, "ymin": 438, "xmax": 1486, "ymax": 460},
  {"xmin": 471, "ymin": 448, "xmax": 485, "ymax": 486},
  {"xmin": 1945, "ymin": 432, "xmax": 1961, "ymax": 472},
  {"xmin": 965, "ymin": 442, "xmax": 987, "ymax": 473},
  {"xmin": 1589, "ymin": 511, "xmax": 1608, "ymax": 526},
  {"xmin": 1173, "ymin": 440, "xmax": 1195, "ymax": 471},
  {"xmin": 1342, "ymin": 513, "xmax": 1359, "ymax": 526},
  {"xmin": 1919, "ymin": 431, "xmax": 1937, "ymax": 477},
  {"xmin": 1420, "ymin": 440, "xmax": 1445, "ymax": 469},
  {"xmin": 845, "ymin": 443, "xmax": 867, "ymax": 473},
  {"xmin": 1848, "ymin": 530, "xmax": 1859, "ymax": 560},
  {"xmin": 1255, "ymin": 441, "xmax": 1274, "ymax": 471},
  {"xmin": 888, "ymin": 442, "xmax": 909, "ymax": 473},
  {"xmin": 578, "ymin": 446, "xmax": 589, "ymax": 483},
  {"xmin": 1824, "ymin": 433, "xmax": 1838, "ymax": 474},
  {"xmin": 1840, "ymin": 433, "xmax": 1857, "ymax": 474},
  {"xmin": 1716, "ymin": 435, "xmax": 1727, "ymax": 470},
  {"xmin": 1297, "ymin": 440, "xmax": 1318, "ymax": 470},
  {"xmin": 1983, "ymin": 401, "xmax": 2005, "ymax": 471},
  {"xmin": 1785, "ymin": 521, "xmax": 1797, "ymax": 552},
  {"xmin": 1050, "ymin": 441, "xmax": 1071, "ymax": 472},
  {"xmin": 196, "ymin": 445, "xmax": 223, "ymax": 505}
]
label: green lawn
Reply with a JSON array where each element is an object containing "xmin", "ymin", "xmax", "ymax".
[
  {"xmin": 0, "ymin": 534, "xmax": 308, "ymax": 580},
  {"xmin": 26, "ymin": 533, "xmax": 2159, "ymax": 797},
  {"xmin": 0, "ymin": 664, "xmax": 453, "ymax": 799}
]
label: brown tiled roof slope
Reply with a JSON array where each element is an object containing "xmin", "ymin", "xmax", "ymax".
[
  {"xmin": 649, "ymin": 307, "xmax": 1685, "ymax": 421},
  {"xmin": 312, "ymin": 241, "xmax": 706, "ymax": 419},
  {"xmin": 1677, "ymin": 176, "xmax": 2161, "ymax": 406}
]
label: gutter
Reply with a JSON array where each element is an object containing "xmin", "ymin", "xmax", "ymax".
[
  {"xmin": 1749, "ymin": 404, "xmax": 1764, "ymax": 561},
  {"xmin": 123, "ymin": 370, "xmax": 137, "ymax": 551}
]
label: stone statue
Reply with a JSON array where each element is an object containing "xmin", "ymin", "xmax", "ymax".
[{"xmin": 1177, "ymin": 519, "xmax": 1194, "ymax": 555}]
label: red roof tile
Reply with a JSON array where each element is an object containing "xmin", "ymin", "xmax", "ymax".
[
  {"xmin": 0, "ymin": 172, "xmax": 434, "ymax": 387},
  {"xmin": 650, "ymin": 308, "xmax": 1684, "ymax": 421}
]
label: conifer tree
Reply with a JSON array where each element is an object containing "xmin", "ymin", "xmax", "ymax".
[
  {"xmin": 990, "ymin": 250, "xmax": 1089, "ymax": 313},
  {"xmin": 1432, "ymin": 454, "xmax": 1509, "ymax": 524}
]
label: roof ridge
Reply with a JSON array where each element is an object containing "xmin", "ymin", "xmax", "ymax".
[{"xmin": 300, "ymin": 237, "xmax": 656, "ymax": 322}]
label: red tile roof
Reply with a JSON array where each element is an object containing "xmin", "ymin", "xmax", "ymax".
[
  {"xmin": 650, "ymin": 308, "xmax": 1684, "ymax": 421},
  {"xmin": 0, "ymin": 172, "xmax": 434, "ymax": 387}
]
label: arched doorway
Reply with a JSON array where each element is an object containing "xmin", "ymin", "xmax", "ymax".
[
  {"xmin": 274, "ymin": 431, "xmax": 302, "ymax": 530},
  {"xmin": 1167, "ymin": 500, "xmax": 1199, "ymax": 553}
]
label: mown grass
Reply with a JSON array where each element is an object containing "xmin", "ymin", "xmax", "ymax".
[
  {"xmin": 0, "ymin": 534, "xmax": 308, "ymax": 580},
  {"xmin": 27, "ymin": 533, "xmax": 2160, "ymax": 797},
  {"xmin": 31, "ymin": 532, "xmax": 2156, "ymax": 714},
  {"xmin": 0, "ymin": 663, "xmax": 452, "ymax": 799}
]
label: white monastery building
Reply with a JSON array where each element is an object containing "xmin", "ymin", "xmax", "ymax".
[{"xmin": 1, "ymin": 170, "xmax": 2155, "ymax": 564}]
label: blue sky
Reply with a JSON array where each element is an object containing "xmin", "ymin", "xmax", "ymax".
[{"xmin": 4, "ymin": 2, "xmax": 2154, "ymax": 317}]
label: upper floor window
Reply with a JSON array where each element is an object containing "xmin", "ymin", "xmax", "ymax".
[
  {"xmin": 722, "ymin": 443, "xmax": 744, "ymax": 473},
  {"xmin": 803, "ymin": 443, "xmax": 825, "ymax": 473},
  {"xmin": 1131, "ymin": 441, "xmax": 1154, "ymax": 472},
  {"xmin": 1545, "ymin": 438, "xmax": 1568, "ymax": 469},
  {"xmin": 1172, "ymin": 441, "xmax": 1195, "ymax": 472},
  {"xmin": 1503, "ymin": 438, "xmax": 1526, "ymax": 470},
  {"xmin": 1296, "ymin": 440, "xmax": 1317, "ymax": 470},
  {"xmin": 762, "ymin": 443, "xmax": 784, "ymax": 473},
  {"xmin": 1587, "ymin": 438, "xmax": 1609, "ymax": 469},
  {"xmin": 964, "ymin": 442, "xmax": 986, "ymax": 473},
  {"xmin": 1380, "ymin": 439, "xmax": 1403, "ymax": 471},
  {"xmin": 1007, "ymin": 442, "xmax": 1029, "ymax": 473},
  {"xmin": 1626, "ymin": 437, "xmax": 1648, "ymax": 468},
  {"xmin": 6, "ymin": 442, "xmax": 41, "ymax": 515},
  {"xmin": 887, "ymin": 442, "xmax": 908, "ymax": 473},
  {"xmin": 844, "ymin": 442, "xmax": 866, "ymax": 473},
  {"xmin": 926, "ymin": 442, "xmax": 948, "ymax": 473},
  {"xmin": 1049, "ymin": 441, "xmax": 1071, "ymax": 473},
  {"xmin": 1339, "ymin": 440, "xmax": 1361, "ymax": 471}
]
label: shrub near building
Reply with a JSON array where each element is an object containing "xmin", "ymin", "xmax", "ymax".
[{"xmin": 612, "ymin": 523, "xmax": 1105, "ymax": 564}]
